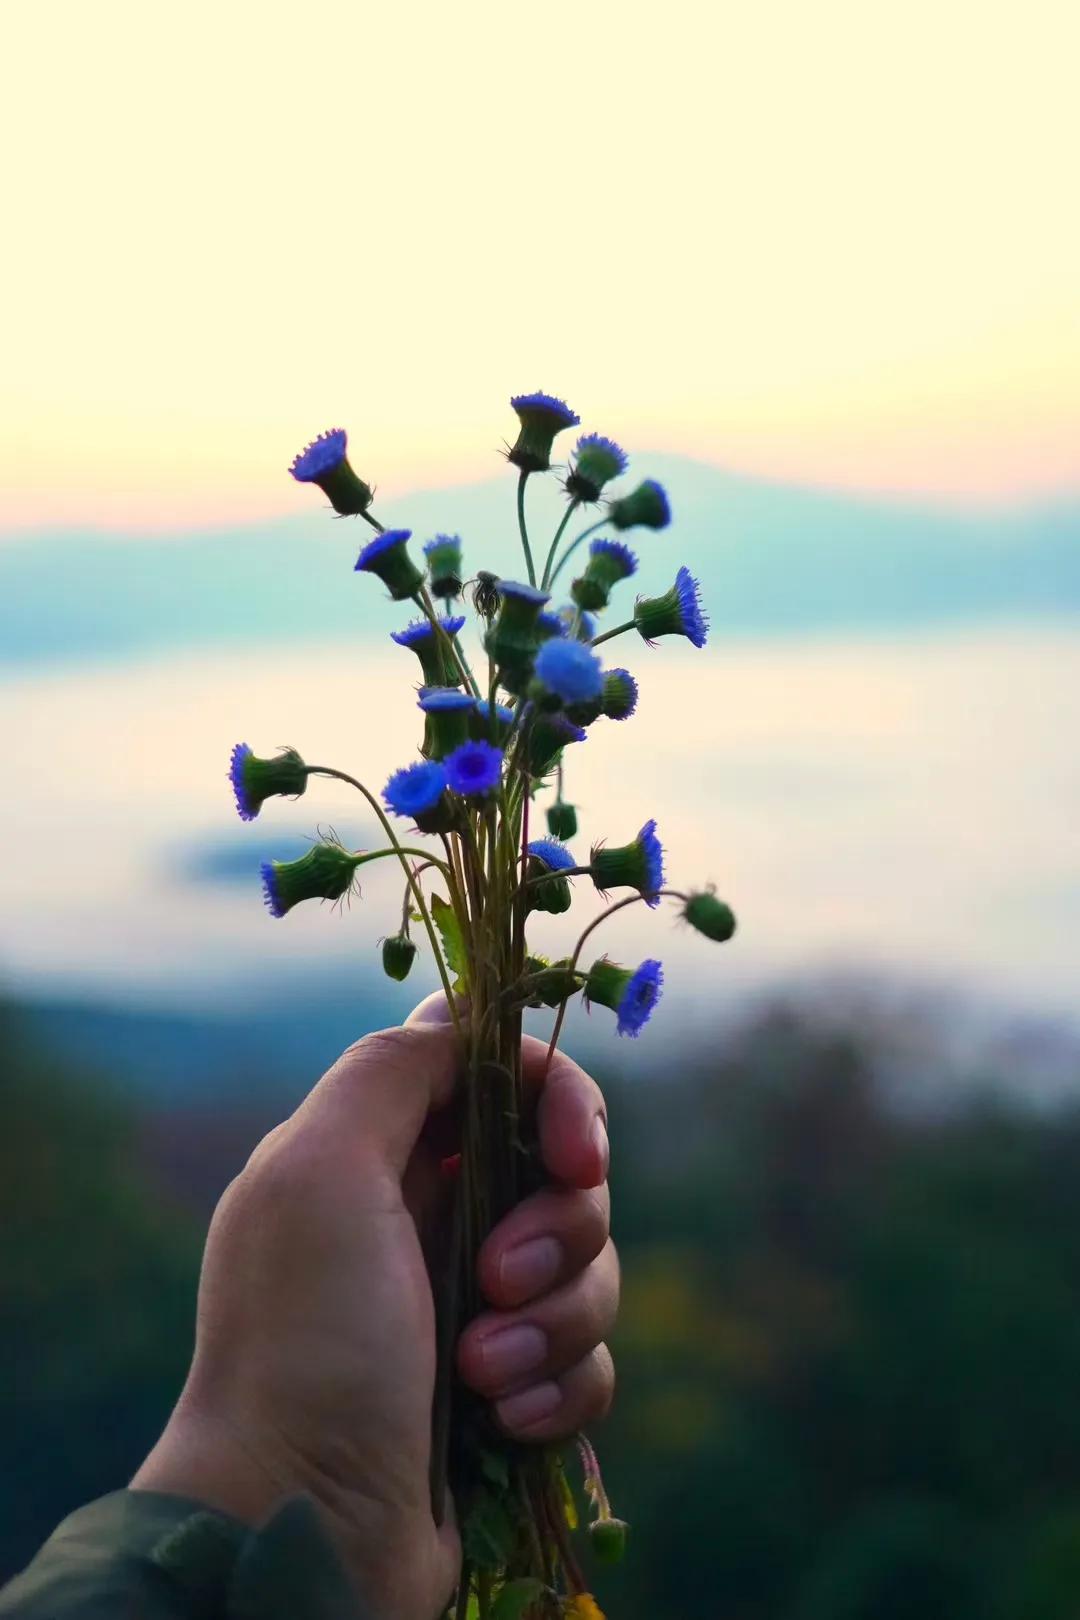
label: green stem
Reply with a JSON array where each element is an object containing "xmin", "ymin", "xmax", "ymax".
[
  {"xmin": 547, "ymin": 518, "xmax": 607, "ymax": 588},
  {"xmin": 307, "ymin": 766, "xmax": 463, "ymax": 1036},
  {"xmin": 516, "ymin": 469, "xmax": 537, "ymax": 586},
  {"xmin": 545, "ymin": 888, "xmax": 689, "ymax": 1063},
  {"xmin": 590, "ymin": 617, "xmax": 636, "ymax": 648},
  {"xmin": 355, "ymin": 845, "xmax": 452, "ymax": 877},
  {"xmin": 539, "ymin": 498, "xmax": 581, "ymax": 590}
]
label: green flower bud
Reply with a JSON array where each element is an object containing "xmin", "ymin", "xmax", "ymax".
[
  {"xmin": 382, "ymin": 933, "xmax": 418, "ymax": 981},
  {"xmin": 683, "ymin": 890, "xmax": 737, "ymax": 942},
  {"xmin": 589, "ymin": 1518, "xmax": 629, "ymax": 1565},
  {"xmin": 547, "ymin": 801, "xmax": 578, "ymax": 839},
  {"xmin": 607, "ymin": 478, "xmax": 671, "ymax": 532}
]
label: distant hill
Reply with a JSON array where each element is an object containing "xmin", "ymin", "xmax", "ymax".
[{"xmin": 2, "ymin": 456, "xmax": 1077, "ymax": 667}]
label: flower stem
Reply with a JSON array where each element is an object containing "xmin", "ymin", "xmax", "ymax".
[
  {"xmin": 539, "ymin": 498, "xmax": 581, "ymax": 590},
  {"xmin": 590, "ymin": 617, "xmax": 636, "ymax": 648},
  {"xmin": 547, "ymin": 518, "xmax": 607, "ymax": 588},
  {"xmin": 307, "ymin": 766, "xmax": 463, "ymax": 1037},
  {"xmin": 517, "ymin": 469, "xmax": 537, "ymax": 587}
]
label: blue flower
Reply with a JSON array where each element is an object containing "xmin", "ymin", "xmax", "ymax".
[
  {"xmin": 584, "ymin": 956, "xmax": 664, "ymax": 1037},
  {"xmin": 615, "ymin": 959, "xmax": 664, "ymax": 1037},
  {"xmin": 508, "ymin": 393, "xmax": 581, "ymax": 474},
  {"xmin": 260, "ymin": 842, "xmax": 362, "ymax": 918},
  {"xmin": 289, "ymin": 428, "xmax": 373, "ymax": 516},
  {"xmin": 355, "ymin": 528, "xmax": 424, "ymax": 600},
  {"xmin": 290, "ymin": 428, "xmax": 346, "ymax": 482},
  {"xmin": 527, "ymin": 838, "xmax": 576, "ymax": 872},
  {"xmin": 445, "ymin": 740, "xmax": 503, "ymax": 797},
  {"xmin": 229, "ymin": 743, "xmax": 308, "ymax": 820},
  {"xmin": 633, "ymin": 565, "xmax": 708, "ymax": 648},
  {"xmin": 534, "ymin": 638, "xmax": 604, "ymax": 704},
  {"xmin": 590, "ymin": 817, "xmax": 665, "ymax": 906},
  {"xmin": 383, "ymin": 759, "xmax": 448, "ymax": 818},
  {"xmin": 470, "ymin": 698, "xmax": 517, "ymax": 745},
  {"xmin": 418, "ymin": 688, "xmax": 476, "ymax": 714},
  {"xmin": 536, "ymin": 611, "xmax": 566, "ymax": 640},
  {"xmin": 589, "ymin": 537, "xmax": 637, "ymax": 578},
  {"xmin": 422, "ymin": 534, "xmax": 464, "ymax": 599},
  {"xmin": 608, "ymin": 478, "xmax": 671, "ymax": 532},
  {"xmin": 566, "ymin": 433, "xmax": 629, "ymax": 503},
  {"xmin": 391, "ymin": 615, "xmax": 466, "ymax": 648},
  {"xmin": 495, "ymin": 579, "xmax": 551, "ymax": 606},
  {"xmin": 601, "ymin": 668, "xmax": 639, "ymax": 721}
]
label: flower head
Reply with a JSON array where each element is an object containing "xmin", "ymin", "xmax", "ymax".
[
  {"xmin": 418, "ymin": 687, "xmax": 475, "ymax": 759},
  {"xmin": 557, "ymin": 603, "xmax": 597, "ymax": 642},
  {"xmin": 469, "ymin": 699, "xmax": 516, "ymax": 745},
  {"xmin": 565, "ymin": 433, "xmax": 630, "ymax": 504},
  {"xmin": 536, "ymin": 610, "xmax": 566, "ymax": 641},
  {"xmin": 526, "ymin": 836, "xmax": 577, "ymax": 915},
  {"xmin": 485, "ymin": 578, "xmax": 552, "ymax": 681},
  {"xmin": 391, "ymin": 614, "xmax": 466, "ymax": 685},
  {"xmin": 445, "ymin": 739, "xmax": 503, "ymax": 798},
  {"xmin": 600, "ymin": 668, "xmax": 638, "ymax": 722},
  {"xmin": 571, "ymin": 537, "xmax": 638, "ymax": 612},
  {"xmin": 229, "ymin": 743, "xmax": 308, "ymax": 821},
  {"xmin": 289, "ymin": 428, "xmax": 374, "ymax": 517},
  {"xmin": 527, "ymin": 712, "xmax": 588, "ymax": 777},
  {"xmin": 634, "ymin": 565, "xmax": 708, "ymax": 648},
  {"xmin": 383, "ymin": 759, "xmax": 448, "ymax": 819},
  {"xmin": 547, "ymin": 800, "xmax": 578, "ymax": 839},
  {"xmin": 260, "ymin": 842, "xmax": 361, "ymax": 918},
  {"xmin": 590, "ymin": 818, "xmax": 664, "ymax": 906},
  {"xmin": 355, "ymin": 528, "xmax": 425, "ymax": 601},
  {"xmin": 508, "ymin": 391, "xmax": 581, "ymax": 473},
  {"xmin": 534, "ymin": 638, "xmax": 604, "ymax": 705},
  {"xmin": 607, "ymin": 478, "xmax": 671, "ymax": 532},
  {"xmin": 584, "ymin": 957, "xmax": 663, "ymax": 1037},
  {"xmin": 422, "ymin": 534, "xmax": 463, "ymax": 599}
]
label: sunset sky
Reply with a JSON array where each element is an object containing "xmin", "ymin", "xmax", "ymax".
[{"xmin": 4, "ymin": 0, "xmax": 1079, "ymax": 532}]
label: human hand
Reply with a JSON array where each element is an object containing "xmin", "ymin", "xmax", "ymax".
[{"xmin": 132, "ymin": 997, "xmax": 617, "ymax": 1620}]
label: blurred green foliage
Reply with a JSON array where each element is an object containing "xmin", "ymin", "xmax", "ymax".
[{"xmin": 4, "ymin": 996, "xmax": 1080, "ymax": 1618}]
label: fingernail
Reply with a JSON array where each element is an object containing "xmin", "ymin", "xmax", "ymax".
[
  {"xmin": 479, "ymin": 1323, "xmax": 547, "ymax": 1385},
  {"xmin": 496, "ymin": 1380, "xmax": 562, "ymax": 1431},
  {"xmin": 499, "ymin": 1237, "xmax": 563, "ymax": 1301},
  {"xmin": 592, "ymin": 1114, "xmax": 610, "ymax": 1179}
]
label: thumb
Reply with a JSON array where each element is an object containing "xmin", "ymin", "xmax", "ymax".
[{"xmin": 406, "ymin": 990, "xmax": 467, "ymax": 1028}]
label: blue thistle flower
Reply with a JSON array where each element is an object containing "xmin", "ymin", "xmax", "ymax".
[
  {"xmin": 508, "ymin": 392, "xmax": 581, "ymax": 473},
  {"xmin": 355, "ymin": 528, "xmax": 425, "ymax": 601},
  {"xmin": 229, "ymin": 743, "xmax": 308, "ymax": 821},
  {"xmin": 534, "ymin": 638, "xmax": 604, "ymax": 705},
  {"xmin": 260, "ymin": 842, "xmax": 362, "ymax": 918},
  {"xmin": 634, "ymin": 565, "xmax": 708, "ymax": 648},
  {"xmin": 289, "ymin": 428, "xmax": 374, "ymax": 517},
  {"xmin": 422, "ymin": 534, "xmax": 463, "ymax": 599},
  {"xmin": 526, "ymin": 836, "xmax": 578, "ymax": 916},
  {"xmin": 600, "ymin": 668, "xmax": 639, "ymax": 722},
  {"xmin": 607, "ymin": 478, "xmax": 671, "ymax": 532},
  {"xmin": 383, "ymin": 759, "xmax": 448, "ymax": 818},
  {"xmin": 445, "ymin": 739, "xmax": 503, "ymax": 798},
  {"xmin": 585, "ymin": 957, "xmax": 664, "ymax": 1037},
  {"xmin": 571, "ymin": 537, "xmax": 639, "ymax": 613},
  {"xmin": 590, "ymin": 818, "xmax": 665, "ymax": 906},
  {"xmin": 565, "ymin": 434, "xmax": 629, "ymax": 503},
  {"xmin": 536, "ymin": 611, "xmax": 566, "ymax": 641},
  {"xmin": 418, "ymin": 687, "xmax": 476, "ymax": 758},
  {"xmin": 391, "ymin": 614, "xmax": 467, "ymax": 686},
  {"xmin": 526, "ymin": 712, "xmax": 588, "ymax": 777},
  {"xmin": 485, "ymin": 578, "xmax": 552, "ymax": 683}
]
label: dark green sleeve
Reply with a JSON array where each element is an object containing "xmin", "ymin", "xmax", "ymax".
[{"xmin": 0, "ymin": 1490, "xmax": 371, "ymax": 1620}]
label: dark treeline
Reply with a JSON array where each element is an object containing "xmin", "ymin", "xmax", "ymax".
[{"xmin": 4, "ymin": 997, "xmax": 1080, "ymax": 1617}]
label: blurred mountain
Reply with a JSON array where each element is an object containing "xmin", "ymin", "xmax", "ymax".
[{"xmin": 2, "ymin": 456, "xmax": 1077, "ymax": 667}]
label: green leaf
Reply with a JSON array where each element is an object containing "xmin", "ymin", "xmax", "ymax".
[
  {"xmin": 431, "ymin": 894, "xmax": 470, "ymax": 994},
  {"xmin": 462, "ymin": 1490, "xmax": 517, "ymax": 1571},
  {"xmin": 491, "ymin": 1578, "xmax": 545, "ymax": 1620}
]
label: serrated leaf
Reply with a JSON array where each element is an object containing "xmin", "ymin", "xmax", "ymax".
[
  {"xmin": 491, "ymin": 1578, "xmax": 545, "ymax": 1620},
  {"xmin": 431, "ymin": 894, "xmax": 470, "ymax": 994}
]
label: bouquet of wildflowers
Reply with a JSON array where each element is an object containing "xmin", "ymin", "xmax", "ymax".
[{"xmin": 228, "ymin": 393, "xmax": 736, "ymax": 1619}]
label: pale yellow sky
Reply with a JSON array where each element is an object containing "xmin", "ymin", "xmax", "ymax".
[{"xmin": 3, "ymin": 0, "xmax": 1079, "ymax": 529}]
